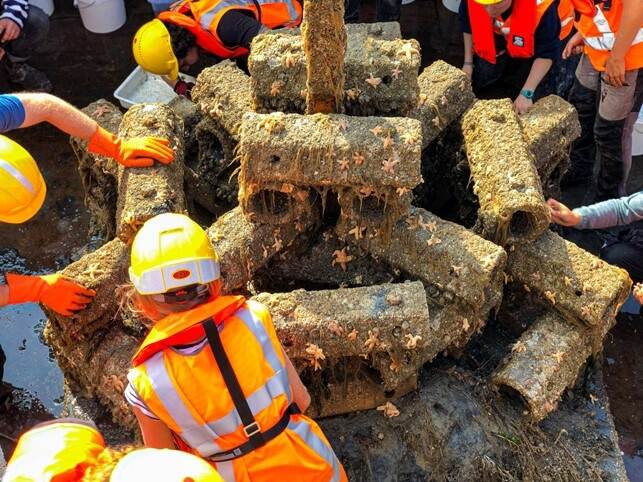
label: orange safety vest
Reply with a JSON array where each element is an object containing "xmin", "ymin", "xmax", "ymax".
[
  {"xmin": 129, "ymin": 296, "xmax": 347, "ymax": 482},
  {"xmin": 4, "ymin": 421, "xmax": 105, "ymax": 481},
  {"xmin": 158, "ymin": 0, "xmax": 302, "ymax": 59},
  {"xmin": 469, "ymin": 0, "xmax": 573, "ymax": 64},
  {"xmin": 572, "ymin": 0, "xmax": 643, "ymax": 71}
]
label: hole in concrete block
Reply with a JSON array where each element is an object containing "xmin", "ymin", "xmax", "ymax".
[
  {"xmin": 382, "ymin": 75, "xmax": 392, "ymax": 85},
  {"xmin": 384, "ymin": 389, "xmax": 395, "ymax": 398},
  {"xmin": 354, "ymin": 195, "xmax": 386, "ymax": 223},
  {"xmin": 491, "ymin": 113, "xmax": 506, "ymax": 124},
  {"xmin": 270, "ymin": 155, "xmax": 281, "ymax": 164},
  {"xmin": 248, "ymin": 190, "xmax": 291, "ymax": 218},
  {"xmin": 509, "ymin": 211, "xmax": 534, "ymax": 238}
]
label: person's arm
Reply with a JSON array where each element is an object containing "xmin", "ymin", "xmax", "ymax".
[
  {"xmin": 548, "ymin": 192, "xmax": 643, "ymax": 229},
  {"xmin": 13, "ymin": 93, "xmax": 174, "ymax": 167},
  {"xmin": 604, "ymin": 0, "xmax": 643, "ymax": 86},
  {"xmin": 284, "ymin": 350, "xmax": 311, "ymax": 412},
  {"xmin": 0, "ymin": 0, "xmax": 28, "ymax": 41},
  {"xmin": 514, "ymin": 58, "xmax": 553, "ymax": 113},
  {"xmin": 0, "ymin": 284, "xmax": 8, "ymax": 307},
  {"xmin": 463, "ymin": 33, "xmax": 474, "ymax": 79},
  {"xmin": 133, "ymin": 406, "xmax": 177, "ymax": 449}
]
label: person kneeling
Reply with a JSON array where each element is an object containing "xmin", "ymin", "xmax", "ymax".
[{"xmin": 124, "ymin": 213, "xmax": 347, "ymax": 482}]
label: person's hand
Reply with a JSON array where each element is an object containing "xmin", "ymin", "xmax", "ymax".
[
  {"xmin": 0, "ymin": 46, "xmax": 5, "ymax": 60},
  {"xmin": 6, "ymin": 273, "xmax": 96, "ymax": 316},
  {"xmin": 0, "ymin": 18, "xmax": 21, "ymax": 43},
  {"xmin": 547, "ymin": 198, "xmax": 582, "ymax": 226},
  {"xmin": 462, "ymin": 63, "xmax": 473, "ymax": 80},
  {"xmin": 513, "ymin": 94, "xmax": 533, "ymax": 115},
  {"xmin": 116, "ymin": 137, "xmax": 175, "ymax": 167},
  {"xmin": 633, "ymin": 283, "xmax": 643, "ymax": 305},
  {"xmin": 88, "ymin": 126, "xmax": 174, "ymax": 168},
  {"xmin": 604, "ymin": 54, "xmax": 626, "ymax": 87},
  {"xmin": 562, "ymin": 32, "xmax": 584, "ymax": 60}
]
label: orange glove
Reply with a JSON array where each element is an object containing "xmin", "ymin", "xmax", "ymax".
[
  {"xmin": 87, "ymin": 126, "xmax": 174, "ymax": 168},
  {"xmin": 6, "ymin": 273, "xmax": 96, "ymax": 316}
]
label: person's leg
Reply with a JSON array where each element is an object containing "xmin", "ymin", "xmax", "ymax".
[
  {"xmin": 563, "ymin": 55, "xmax": 600, "ymax": 187},
  {"xmin": 344, "ymin": 0, "xmax": 360, "ymax": 23},
  {"xmin": 594, "ymin": 68, "xmax": 638, "ymax": 201},
  {"xmin": 376, "ymin": 0, "xmax": 402, "ymax": 22},
  {"xmin": 600, "ymin": 242, "xmax": 643, "ymax": 283},
  {"xmin": 3, "ymin": 5, "xmax": 52, "ymax": 92},
  {"xmin": 472, "ymin": 52, "xmax": 508, "ymax": 94},
  {"xmin": 618, "ymin": 70, "xmax": 643, "ymax": 196}
]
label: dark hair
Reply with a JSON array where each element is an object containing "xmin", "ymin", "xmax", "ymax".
[{"xmin": 162, "ymin": 22, "xmax": 197, "ymax": 60}]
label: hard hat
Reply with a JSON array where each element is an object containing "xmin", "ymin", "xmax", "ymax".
[
  {"xmin": 129, "ymin": 213, "xmax": 220, "ymax": 295},
  {"xmin": 473, "ymin": 0, "xmax": 503, "ymax": 4},
  {"xmin": 132, "ymin": 19, "xmax": 179, "ymax": 80},
  {"xmin": 4, "ymin": 420, "xmax": 105, "ymax": 481},
  {"xmin": 0, "ymin": 135, "xmax": 46, "ymax": 224},
  {"xmin": 110, "ymin": 448, "xmax": 224, "ymax": 481}
]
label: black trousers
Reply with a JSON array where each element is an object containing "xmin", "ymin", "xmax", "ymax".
[
  {"xmin": 3, "ymin": 5, "xmax": 49, "ymax": 62},
  {"xmin": 601, "ymin": 242, "xmax": 643, "ymax": 284},
  {"xmin": 344, "ymin": 0, "xmax": 402, "ymax": 23}
]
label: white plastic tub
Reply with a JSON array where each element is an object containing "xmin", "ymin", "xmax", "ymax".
[
  {"xmin": 633, "ymin": 107, "xmax": 643, "ymax": 157},
  {"xmin": 29, "ymin": 0, "xmax": 54, "ymax": 16},
  {"xmin": 114, "ymin": 66, "xmax": 196, "ymax": 109},
  {"xmin": 77, "ymin": 0, "xmax": 126, "ymax": 34}
]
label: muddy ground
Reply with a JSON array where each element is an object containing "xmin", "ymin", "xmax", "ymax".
[{"xmin": 0, "ymin": 0, "xmax": 641, "ymax": 479}]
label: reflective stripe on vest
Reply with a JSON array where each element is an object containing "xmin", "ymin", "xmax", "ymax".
[
  {"xmin": 199, "ymin": 0, "xmax": 299, "ymax": 31},
  {"xmin": 288, "ymin": 419, "xmax": 342, "ymax": 482},
  {"xmin": 215, "ymin": 460, "xmax": 237, "ymax": 481},
  {"xmin": 0, "ymin": 158, "xmax": 35, "ymax": 194},
  {"xmin": 583, "ymin": 6, "xmax": 643, "ymax": 51},
  {"xmin": 141, "ymin": 307, "xmax": 291, "ymax": 457}
]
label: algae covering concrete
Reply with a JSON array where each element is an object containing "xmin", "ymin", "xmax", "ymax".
[
  {"xmin": 461, "ymin": 99, "xmax": 550, "ymax": 246},
  {"xmin": 69, "ymin": 99, "xmax": 122, "ymax": 244},
  {"xmin": 337, "ymin": 206, "xmax": 507, "ymax": 316},
  {"xmin": 254, "ymin": 282, "xmax": 430, "ymax": 391},
  {"xmin": 249, "ymin": 31, "xmax": 420, "ymax": 116},
  {"xmin": 507, "ymin": 229, "xmax": 632, "ymax": 328},
  {"xmin": 492, "ymin": 310, "xmax": 594, "ymax": 421},
  {"xmin": 266, "ymin": 21, "xmax": 401, "ymax": 40},
  {"xmin": 410, "ymin": 60, "xmax": 474, "ymax": 149},
  {"xmin": 191, "ymin": 60, "xmax": 253, "ymax": 143},
  {"xmin": 116, "ymin": 104, "xmax": 186, "ymax": 243},
  {"xmin": 301, "ymin": 0, "xmax": 346, "ymax": 114},
  {"xmin": 207, "ymin": 206, "xmax": 320, "ymax": 294}
]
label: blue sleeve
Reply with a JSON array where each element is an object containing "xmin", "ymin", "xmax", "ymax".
[
  {"xmin": 533, "ymin": 2, "xmax": 561, "ymax": 60},
  {"xmin": 458, "ymin": 0, "xmax": 471, "ymax": 34},
  {"xmin": 0, "ymin": 95, "xmax": 26, "ymax": 133},
  {"xmin": 574, "ymin": 192, "xmax": 643, "ymax": 230}
]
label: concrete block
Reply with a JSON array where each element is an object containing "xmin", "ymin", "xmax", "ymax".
[{"xmin": 461, "ymin": 99, "xmax": 550, "ymax": 246}]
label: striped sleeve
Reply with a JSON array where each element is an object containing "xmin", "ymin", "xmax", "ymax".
[
  {"xmin": 124, "ymin": 379, "xmax": 160, "ymax": 420},
  {"xmin": 1, "ymin": 0, "xmax": 29, "ymax": 29}
]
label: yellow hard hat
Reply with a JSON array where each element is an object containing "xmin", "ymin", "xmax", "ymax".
[
  {"xmin": 110, "ymin": 448, "xmax": 225, "ymax": 481},
  {"xmin": 132, "ymin": 19, "xmax": 180, "ymax": 80},
  {"xmin": 129, "ymin": 213, "xmax": 220, "ymax": 295},
  {"xmin": 473, "ymin": 0, "xmax": 504, "ymax": 4},
  {"xmin": 0, "ymin": 135, "xmax": 46, "ymax": 224}
]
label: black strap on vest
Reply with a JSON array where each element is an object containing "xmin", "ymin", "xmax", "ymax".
[{"xmin": 203, "ymin": 317, "xmax": 300, "ymax": 462}]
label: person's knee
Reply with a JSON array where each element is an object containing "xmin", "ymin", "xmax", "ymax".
[{"xmin": 20, "ymin": 6, "xmax": 50, "ymax": 44}]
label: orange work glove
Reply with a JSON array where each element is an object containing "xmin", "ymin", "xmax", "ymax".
[
  {"xmin": 87, "ymin": 126, "xmax": 174, "ymax": 168},
  {"xmin": 6, "ymin": 273, "xmax": 96, "ymax": 316}
]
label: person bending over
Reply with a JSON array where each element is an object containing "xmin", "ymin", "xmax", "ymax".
[
  {"xmin": 133, "ymin": 0, "xmax": 302, "ymax": 97},
  {"xmin": 459, "ymin": 0, "xmax": 574, "ymax": 113}
]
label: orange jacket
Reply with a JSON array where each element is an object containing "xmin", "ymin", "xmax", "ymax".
[
  {"xmin": 469, "ymin": 0, "xmax": 573, "ymax": 64},
  {"xmin": 572, "ymin": 0, "xmax": 643, "ymax": 71},
  {"xmin": 159, "ymin": 0, "xmax": 302, "ymax": 59},
  {"xmin": 129, "ymin": 296, "xmax": 347, "ymax": 482},
  {"xmin": 4, "ymin": 421, "xmax": 105, "ymax": 481}
]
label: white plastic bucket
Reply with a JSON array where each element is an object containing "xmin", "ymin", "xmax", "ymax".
[
  {"xmin": 633, "ymin": 107, "xmax": 643, "ymax": 157},
  {"xmin": 29, "ymin": 0, "xmax": 54, "ymax": 16},
  {"xmin": 442, "ymin": 0, "xmax": 461, "ymax": 13},
  {"xmin": 77, "ymin": 0, "xmax": 126, "ymax": 34}
]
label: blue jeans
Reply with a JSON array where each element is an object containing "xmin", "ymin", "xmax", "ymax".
[{"xmin": 344, "ymin": 0, "xmax": 402, "ymax": 22}]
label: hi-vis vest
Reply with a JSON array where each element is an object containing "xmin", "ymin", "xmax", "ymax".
[
  {"xmin": 572, "ymin": 0, "xmax": 643, "ymax": 71},
  {"xmin": 158, "ymin": 0, "xmax": 302, "ymax": 59},
  {"xmin": 129, "ymin": 296, "xmax": 347, "ymax": 482},
  {"xmin": 4, "ymin": 421, "xmax": 105, "ymax": 481},
  {"xmin": 469, "ymin": 0, "xmax": 574, "ymax": 64}
]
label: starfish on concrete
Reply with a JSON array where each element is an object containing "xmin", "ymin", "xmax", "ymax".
[
  {"xmin": 544, "ymin": 290, "xmax": 556, "ymax": 305},
  {"xmin": 345, "ymin": 87, "xmax": 360, "ymax": 100},
  {"xmin": 404, "ymin": 334, "xmax": 422, "ymax": 349},
  {"xmin": 552, "ymin": 351, "xmax": 565, "ymax": 363},
  {"xmin": 305, "ymin": 343, "xmax": 326, "ymax": 371},
  {"xmin": 84, "ymin": 262, "xmax": 105, "ymax": 281},
  {"xmin": 397, "ymin": 42, "xmax": 420, "ymax": 60},
  {"xmin": 352, "ymin": 151, "xmax": 365, "ymax": 166},
  {"xmin": 364, "ymin": 329, "xmax": 380, "ymax": 352},
  {"xmin": 328, "ymin": 320, "xmax": 344, "ymax": 336},
  {"xmin": 282, "ymin": 52, "xmax": 297, "ymax": 68},
  {"xmin": 381, "ymin": 156, "xmax": 399, "ymax": 175},
  {"xmin": 348, "ymin": 224, "xmax": 366, "ymax": 240},
  {"xmin": 382, "ymin": 131, "xmax": 395, "ymax": 150},
  {"xmin": 377, "ymin": 401, "xmax": 400, "ymax": 418},
  {"xmin": 426, "ymin": 235, "xmax": 442, "ymax": 247},
  {"xmin": 369, "ymin": 125, "xmax": 384, "ymax": 137},
  {"xmin": 396, "ymin": 187, "xmax": 409, "ymax": 197},
  {"xmin": 337, "ymin": 157, "xmax": 350, "ymax": 171},
  {"xmin": 92, "ymin": 104, "xmax": 112, "ymax": 118},
  {"xmin": 391, "ymin": 65, "xmax": 402, "ymax": 80},
  {"xmin": 365, "ymin": 73, "xmax": 382, "ymax": 88},
  {"xmin": 270, "ymin": 80, "xmax": 285, "ymax": 97},
  {"xmin": 347, "ymin": 328, "xmax": 358, "ymax": 341},
  {"xmin": 332, "ymin": 247, "xmax": 354, "ymax": 271}
]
